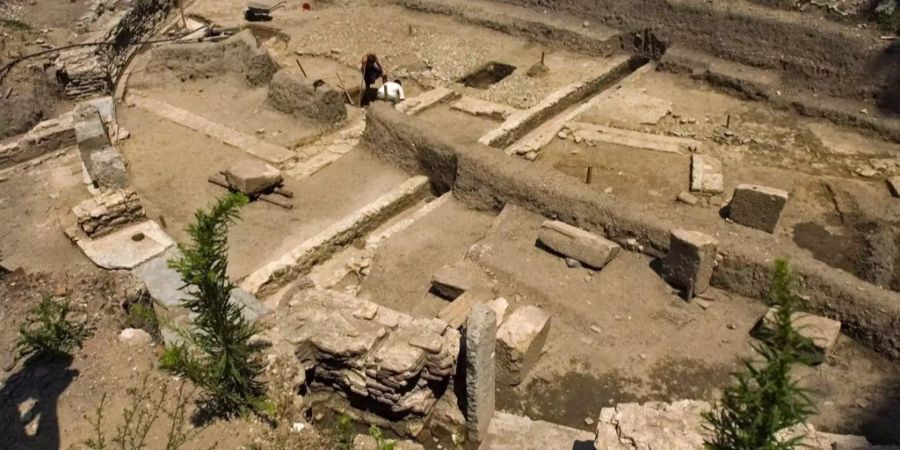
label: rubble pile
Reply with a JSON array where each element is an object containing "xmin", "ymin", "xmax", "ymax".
[{"xmin": 278, "ymin": 289, "xmax": 460, "ymax": 417}]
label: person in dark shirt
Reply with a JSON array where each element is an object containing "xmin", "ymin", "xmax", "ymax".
[{"xmin": 360, "ymin": 53, "xmax": 386, "ymax": 106}]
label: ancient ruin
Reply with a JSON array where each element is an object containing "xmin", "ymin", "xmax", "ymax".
[{"xmin": 2, "ymin": 0, "xmax": 900, "ymax": 448}]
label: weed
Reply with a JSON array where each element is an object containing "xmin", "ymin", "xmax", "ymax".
[
  {"xmin": 16, "ymin": 296, "xmax": 92, "ymax": 360},
  {"xmin": 703, "ymin": 259, "xmax": 817, "ymax": 450},
  {"xmin": 124, "ymin": 303, "xmax": 160, "ymax": 338},
  {"xmin": 369, "ymin": 425, "xmax": 396, "ymax": 450}
]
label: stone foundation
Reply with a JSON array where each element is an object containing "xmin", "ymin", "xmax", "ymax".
[
  {"xmin": 73, "ymin": 189, "xmax": 146, "ymax": 238},
  {"xmin": 0, "ymin": 114, "xmax": 76, "ymax": 170}
]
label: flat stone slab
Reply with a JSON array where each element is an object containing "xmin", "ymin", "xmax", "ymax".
[
  {"xmin": 538, "ymin": 220, "xmax": 620, "ymax": 269},
  {"xmin": 594, "ymin": 401, "xmax": 712, "ymax": 450},
  {"xmin": 690, "ymin": 154, "xmax": 724, "ymax": 194},
  {"xmin": 431, "ymin": 262, "xmax": 490, "ymax": 299},
  {"xmin": 451, "ymin": 96, "xmax": 518, "ymax": 120},
  {"xmin": 579, "ymin": 89, "xmax": 672, "ymax": 126},
  {"xmin": 396, "ymin": 87, "xmax": 457, "ymax": 115},
  {"xmin": 728, "ymin": 184, "xmax": 789, "ymax": 233},
  {"xmin": 888, "ymin": 176, "xmax": 900, "ymax": 198},
  {"xmin": 75, "ymin": 220, "xmax": 174, "ymax": 270},
  {"xmin": 223, "ymin": 160, "xmax": 283, "ymax": 195},
  {"xmin": 756, "ymin": 308, "xmax": 841, "ymax": 363},
  {"xmin": 479, "ymin": 412, "xmax": 594, "ymax": 450},
  {"xmin": 496, "ymin": 305, "xmax": 550, "ymax": 386},
  {"xmin": 567, "ymin": 122, "xmax": 697, "ymax": 155}
]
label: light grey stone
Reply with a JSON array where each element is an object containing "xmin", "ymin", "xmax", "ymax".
[
  {"xmin": 431, "ymin": 262, "xmax": 488, "ymax": 300},
  {"xmin": 223, "ymin": 160, "xmax": 283, "ymax": 195},
  {"xmin": 466, "ymin": 303, "xmax": 497, "ymax": 443},
  {"xmin": 677, "ymin": 191, "xmax": 699, "ymax": 205},
  {"xmin": 481, "ymin": 412, "xmax": 594, "ymax": 450},
  {"xmin": 728, "ymin": 184, "xmax": 789, "ymax": 233},
  {"xmin": 690, "ymin": 155, "xmax": 724, "ymax": 194},
  {"xmin": 118, "ymin": 328, "xmax": 152, "ymax": 345},
  {"xmin": 75, "ymin": 119, "xmax": 110, "ymax": 155},
  {"xmin": 89, "ymin": 147, "xmax": 128, "ymax": 190},
  {"xmin": 538, "ymin": 220, "xmax": 620, "ymax": 269},
  {"xmin": 496, "ymin": 306, "xmax": 550, "ymax": 386},
  {"xmin": 661, "ymin": 229, "xmax": 718, "ymax": 296}
]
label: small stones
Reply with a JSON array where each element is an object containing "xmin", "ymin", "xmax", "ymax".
[
  {"xmin": 676, "ymin": 191, "xmax": 698, "ymax": 205},
  {"xmin": 754, "ymin": 308, "xmax": 841, "ymax": 364},
  {"xmin": 118, "ymin": 328, "xmax": 152, "ymax": 345},
  {"xmin": 565, "ymin": 257, "xmax": 581, "ymax": 268}
]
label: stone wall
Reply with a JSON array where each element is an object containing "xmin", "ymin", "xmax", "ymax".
[
  {"xmin": 276, "ymin": 288, "xmax": 460, "ymax": 423},
  {"xmin": 361, "ymin": 103, "xmax": 900, "ymax": 360},
  {"xmin": 55, "ymin": 0, "xmax": 177, "ymax": 100},
  {"xmin": 73, "ymin": 189, "xmax": 146, "ymax": 238},
  {"xmin": 0, "ymin": 114, "xmax": 75, "ymax": 170},
  {"xmin": 267, "ymin": 70, "xmax": 348, "ymax": 123}
]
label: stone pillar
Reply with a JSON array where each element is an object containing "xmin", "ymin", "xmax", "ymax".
[{"xmin": 465, "ymin": 303, "xmax": 497, "ymax": 443}]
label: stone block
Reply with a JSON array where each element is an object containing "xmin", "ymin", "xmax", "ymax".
[
  {"xmin": 89, "ymin": 147, "xmax": 128, "ymax": 190},
  {"xmin": 756, "ymin": 308, "xmax": 841, "ymax": 363},
  {"xmin": 466, "ymin": 304, "xmax": 497, "ymax": 443},
  {"xmin": 538, "ymin": 220, "xmax": 620, "ymax": 269},
  {"xmin": 888, "ymin": 176, "xmax": 900, "ymax": 198},
  {"xmin": 496, "ymin": 306, "xmax": 550, "ymax": 386},
  {"xmin": 431, "ymin": 263, "xmax": 489, "ymax": 300},
  {"xmin": 223, "ymin": 160, "xmax": 283, "ymax": 195},
  {"xmin": 594, "ymin": 400, "xmax": 712, "ymax": 450},
  {"xmin": 75, "ymin": 119, "xmax": 110, "ymax": 154},
  {"xmin": 661, "ymin": 229, "xmax": 718, "ymax": 296},
  {"xmin": 728, "ymin": 184, "xmax": 789, "ymax": 233},
  {"xmin": 690, "ymin": 154, "xmax": 724, "ymax": 194}
]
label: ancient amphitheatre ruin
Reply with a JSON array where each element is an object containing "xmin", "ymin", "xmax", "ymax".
[{"xmin": 1, "ymin": 0, "xmax": 900, "ymax": 448}]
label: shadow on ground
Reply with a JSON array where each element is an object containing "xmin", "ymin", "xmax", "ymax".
[{"xmin": 0, "ymin": 355, "xmax": 77, "ymax": 450}]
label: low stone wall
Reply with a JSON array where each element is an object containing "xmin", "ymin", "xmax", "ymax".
[
  {"xmin": 362, "ymin": 104, "xmax": 900, "ymax": 360},
  {"xmin": 55, "ymin": 0, "xmax": 177, "ymax": 100},
  {"xmin": 73, "ymin": 189, "xmax": 146, "ymax": 238},
  {"xmin": 0, "ymin": 114, "xmax": 76, "ymax": 170},
  {"xmin": 266, "ymin": 70, "xmax": 347, "ymax": 123},
  {"xmin": 144, "ymin": 29, "xmax": 279, "ymax": 87},
  {"xmin": 276, "ymin": 288, "xmax": 460, "ymax": 424}
]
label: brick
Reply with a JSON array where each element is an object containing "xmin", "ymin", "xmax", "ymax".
[
  {"xmin": 496, "ymin": 306, "xmax": 550, "ymax": 386},
  {"xmin": 661, "ymin": 229, "xmax": 718, "ymax": 296},
  {"xmin": 728, "ymin": 184, "xmax": 789, "ymax": 233},
  {"xmin": 538, "ymin": 220, "xmax": 620, "ymax": 269}
]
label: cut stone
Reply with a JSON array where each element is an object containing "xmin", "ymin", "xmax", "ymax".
[
  {"xmin": 594, "ymin": 401, "xmax": 712, "ymax": 450},
  {"xmin": 661, "ymin": 229, "xmax": 718, "ymax": 296},
  {"xmin": 223, "ymin": 160, "xmax": 283, "ymax": 195},
  {"xmin": 496, "ymin": 305, "xmax": 551, "ymax": 386},
  {"xmin": 465, "ymin": 303, "xmax": 497, "ymax": 443},
  {"xmin": 438, "ymin": 287, "xmax": 493, "ymax": 329},
  {"xmin": 451, "ymin": 96, "xmax": 518, "ymax": 120},
  {"xmin": 755, "ymin": 308, "xmax": 841, "ymax": 364},
  {"xmin": 690, "ymin": 154, "xmax": 724, "ymax": 194},
  {"xmin": 74, "ymin": 220, "xmax": 174, "ymax": 270},
  {"xmin": 431, "ymin": 262, "xmax": 489, "ymax": 300},
  {"xmin": 728, "ymin": 184, "xmax": 789, "ymax": 233},
  {"xmin": 88, "ymin": 147, "xmax": 128, "ymax": 190},
  {"xmin": 887, "ymin": 176, "xmax": 900, "ymax": 198},
  {"xmin": 480, "ymin": 412, "xmax": 594, "ymax": 450},
  {"xmin": 75, "ymin": 119, "xmax": 110, "ymax": 154},
  {"xmin": 538, "ymin": 220, "xmax": 620, "ymax": 269}
]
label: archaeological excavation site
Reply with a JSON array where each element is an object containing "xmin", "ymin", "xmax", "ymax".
[{"xmin": 3, "ymin": 0, "xmax": 900, "ymax": 448}]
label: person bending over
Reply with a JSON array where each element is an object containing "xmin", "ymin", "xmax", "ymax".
[
  {"xmin": 360, "ymin": 53, "xmax": 385, "ymax": 106},
  {"xmin": 377, "ymin": 79, "xmax": 405, "ymax": 104}
]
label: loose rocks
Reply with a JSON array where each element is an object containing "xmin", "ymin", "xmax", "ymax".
[
  {"xmin": 538, "ymin": 220, "xmax": 620, "ymax": 269},
  {"xmin": 728, "ymin": 184, "xmax": 789, "ymax": 233},
  {"xmin": 661, "ymin": 229, "xmax": 718, "ymax": 297},
  {"xmin": 496, "ymin": 305, "xmax": 551, "ymax": 386}
]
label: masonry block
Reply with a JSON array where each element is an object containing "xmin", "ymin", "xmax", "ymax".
[
  {"xmin": 538, "ymin": 220, "xmax": 620, "ymax": 269},
  {"xmin": 728, "ymin": 184, "xmax": 789, "ymax": 233},
  {"xmin": 497, "ymin": 306, "xmax": 550, "ymax": 386},
  {"xmin": 89, "ymin": 147, "xmax": 128, "ymax": 190},
  {"xmin": 661, "ymin": 229, "xmax": 718, "ymax": 296}
]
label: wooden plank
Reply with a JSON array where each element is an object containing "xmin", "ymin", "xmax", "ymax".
[{"xmin": 438, "ymin": 288, "xmax": 492, "ymax": 329}]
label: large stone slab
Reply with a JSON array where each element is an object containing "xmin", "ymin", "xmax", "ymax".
[
  {"xmin": 566, "ymin": 122, "xmax": 698, "ymax": 155},
  {"xmin": 88, "ymin": 146, "xmax": 128, "ymax": 190},
  {"xmin": 431, "ymin": 262, "xmax": 490, "ymax": 299},
  {"xmin": 466, "ymin": 304, "xmax": 497, "ymax": 443},
  {"xmin": 728, "ymin": 184, "xmax": 789, "ymax": 233},
  {"xmin": 223, "ymin": 160, "xmax": 283, "ymax": 195},
  {"xmin": 755, "ymin": 308, "xmax": 841, "ymax": 364},
  {"xmin": 496, "ymin": 306, "xmax": 550, "ymax": 386},
  {"xmin": 74, "ymin": 220, "xmax": 174, "ymax": 270},
  {"xmin": 594, "ymin": 401, "xmax": 712, "ymax": 450},
  {"xmin": 396, "ymin": 87, "xmax": 458, "ymax": 115},
  {"xmin": 690, "ymin": 154, "xmax": 724, "ymax": 194},
  {"xmin": 451, "ymin": 96, "xmax": 518, "ymax": 120},
  {"xmin": 538, "ymin": 220, "xmax": 620, "ymax": 269},
  {"xmin": 661, "ymin": 229, "xmax": 718, "ymax": 296},
  {"xmin": 479, "ymin": 412, "xmax": 594, "ymax": 450}
]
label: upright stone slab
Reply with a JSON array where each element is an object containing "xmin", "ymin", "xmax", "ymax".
[
  {"xmin": 496, "ymin": 306, "xmax": 551, "ymax": 386},
  {"xmin": 465, "ymin": 303, "xmax": 497, "ymax": 443},
  {"xmin": 728, "ymin": 184, "xmax": 789, "ymax": 233},
  {"xmin": 538, "ymin": 220, "xmax": 621, "ymax": 269},
  {"xmin": 431, "ymin": 262, "xmax": 489, "ymax": 300},
  {"xmin": 89, "ymin": 147, "xmax": 128, "ymax": 190},
  {"xmin": 661, "ymin": 229, "xmax": 718, "ymax": 296},
  {"xmin": 690, "ymin": 154, "xmax": 724, "ymax": 194}
]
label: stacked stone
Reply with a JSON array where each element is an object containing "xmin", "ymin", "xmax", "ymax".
[
  {"xmin": 73, "ymin": 189, "xmax": 146, "ymax": 237},
  {"xmin": 282, "ymin": 289, "xmax": 460, "ymax": 417},
  {"xmin": 0, "ymin": 114, "xmax": 76, "ymax": 170}
]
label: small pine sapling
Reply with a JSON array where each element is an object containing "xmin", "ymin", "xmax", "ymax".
[
  {"xmin": 16, "ymin": 296, "xmax": 92, "ymax": 360},
  {"xmin": 704, "ymin": 259, "xmax": 817, "ymax": 450}
]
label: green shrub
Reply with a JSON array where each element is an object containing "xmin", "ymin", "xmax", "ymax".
[
  {"xmin": 703, "ymin": 259, "xmax": 817, "ymax": 450},
  {"xmin": 16, "ymin": 296, "xmax": 92, "ymax": 360},
  {"xmin": 335, "ymin": 414, "xmax": 354, "ymax": 450},
  {"xmin": 369, "ymin": 425, "xmax": 396, "ymax": 450},
  {"xmin": 124, "ymin": 303, "xmax": 160, "ymax": 338},
  {"xmin": 160, "ymin": 193, "xmax": 268, "ymax": 417}
]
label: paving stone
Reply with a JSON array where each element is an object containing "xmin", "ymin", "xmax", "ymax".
[
  {"xmin": 728, "ymin": 184, "xmax": 789, "ymax": 233},
  {"xmin": 466, "ymin": 304, "xmax": 497, "ymax": 443},
  {"xmin": 496, "ymin": 306, "xmax": 550, "ymax": 386},
  {"xmin": 661, "ymin": 229, "xmax": 718, "ymax": 296},
  {"xmin": 594, "ymin": 400, "xmax": 712, "ymax": 450},
  {"xmin": 223, "ymin": 160, "xmax": 283, "ymax": 195},
  {"xmin": 396, "ymin": 87, "xmax": 457, "ymax": 115},
  {"xmin": 431, "ymin": 262, "xmax": 489, "ymax": 300},
  {"xmin": 756, "ymin": 308, "xmax": 841, "ymax": 364},
  {"xmin": 74, "ymin": 220, "xmax": 174, "ymax": 270},
  {"xmin": 480, "ymin": 411, "xmax": 594, "ymax": 450},
  {"xmin": 887, "ymin": 176, "xmax": 900, "ymax": 198},
  {"xmin": 538, "ymin": 220, "xmax": 620, "ymax": 269},
  {"xmin": 451, "ymin": 96, "xmax": 518, "ymax": 120},
  {"xmin": 690, "ymin": 154, "xmax": 724, "ymax": 194}
]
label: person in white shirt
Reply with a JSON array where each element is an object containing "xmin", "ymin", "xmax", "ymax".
[{"xmin": 376, "ymin": 79, "xmax": 405, "ymax": 104}]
